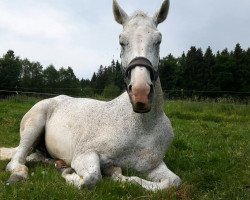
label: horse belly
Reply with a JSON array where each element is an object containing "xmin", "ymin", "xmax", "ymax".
[{"xmin": 45, "ymin": 120, "xmax": 75, "ymax": 165}]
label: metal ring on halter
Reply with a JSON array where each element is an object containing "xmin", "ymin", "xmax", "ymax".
[{"xmin": 121, "ymin": 57, "xmax": 159, "ymax": 88}]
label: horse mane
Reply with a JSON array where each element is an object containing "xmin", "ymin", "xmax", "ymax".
[{"xmin": 129, "ymin": 11, "xmax": 150, "ymax": 20}]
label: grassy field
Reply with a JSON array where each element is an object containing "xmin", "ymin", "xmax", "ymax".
[{"xmin": 0, "ymin": 96, "xmax": 249, "ymax": 200}]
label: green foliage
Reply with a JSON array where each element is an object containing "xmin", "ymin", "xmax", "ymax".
[
  {"xmin": 0, "ymin": 97, "xmax": 249, "ymax": 199},
  {"xmin": 43, "ymin": 65, "xmax": 59, "ymax": 89},
  {"xmin": 20, "ymin": 59, "xmax": 44, "ymax": 90},
  {"xmin": 159, "ymin": 54, "xmax": 177, "ymax": 90},
  {"xmin": 81, "ymin": 86, "xmax": 94, "ymax": 97},
  {"xmin": 158, "ymin": 44, "xmax": 250, "ymax": 99},
  {"xmin": 102, "ymin": 84, "xmax": 121, "ymax": 98},
  {"xmin": 57, "ymin": 67, "xmax": 81, "ymax": 96},
  {"xmin": 90, "ymin": 60, "xmax": 124, "ymax": 95},
  {"xmin": 0, "ymin": 50, "xmax": 21, "ymax": 88},
  {"xmin": 0, "ymin": 51, "xmax": 82, "ymax": 96},
  {"xmin": 184, "ymin": 47, "xmax": 204, "ymax": 91}
]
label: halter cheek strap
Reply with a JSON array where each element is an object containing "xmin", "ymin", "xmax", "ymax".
[{"xmin": 121, "ymin": 57, "xmax": 159, "ymax": 88}]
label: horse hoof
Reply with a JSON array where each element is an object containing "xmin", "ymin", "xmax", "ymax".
[
  {"xmin": 172, "ymin": 176, "xmax": 182, "ymax": 187},
  {"xmin": 6, "ymin": 174, "xmax": 25, "ymax": 185}
]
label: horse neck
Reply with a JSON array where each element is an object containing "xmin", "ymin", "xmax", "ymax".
[{"xmin": 151, "ymin": 78, "xmax": 164, "ymax": 113}]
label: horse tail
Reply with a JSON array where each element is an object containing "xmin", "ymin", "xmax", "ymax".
[{"xmin": 0, "ymin": 147, "xmax": 18, "ymax": 160}]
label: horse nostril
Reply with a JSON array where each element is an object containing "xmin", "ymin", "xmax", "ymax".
[
  {"xmin": 149, "ymin": 84, "xmax": 154, "ymax": 95},
  {"xmin": 128, "ymin": 84, "xmax": 132, "ymax": 92}
]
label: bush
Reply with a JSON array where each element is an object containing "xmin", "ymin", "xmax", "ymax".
[
  {"xmin": 102, "ymin": 84, "xmax": 121, "ymax": 99},
  {"xmin": 82, "ymin": 86, "xmax": 95, "ymax": 97}
]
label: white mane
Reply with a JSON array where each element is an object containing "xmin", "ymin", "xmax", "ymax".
[{"xmin": 130, "ymin": 11, "xmax": 150, "ymax": 20}]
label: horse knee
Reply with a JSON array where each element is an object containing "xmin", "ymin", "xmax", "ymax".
[
  {"xmin": 71, "ymin": 151, "xmax": 102, "ymax": 189},
  {"xmin": 84, "ymin": 172, "xmax": 102, "ymax": 189},
  {"xmin": 61, "ymin": 168, "xmax": 101, "ymax": 189}
]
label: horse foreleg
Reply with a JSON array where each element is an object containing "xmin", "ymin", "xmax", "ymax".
[
  {"xmin": 57, "ymin": 151, "xmax": 102, "ymax": 189},
  {"xmin": 71, "ymin": 151, "xmax": 102, "ymax": 189},
  {"xmin": 109, "ymin": 162, "xmax": 181, "ymax": 191},
  {"xmin": 60, "ymin": 168, "xmax": 85, "ymax": 189}
]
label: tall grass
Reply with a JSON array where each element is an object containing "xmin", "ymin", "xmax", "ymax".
[{"xmin": 0, "ymin": 96, "xmax": 249, "ymax": 199}]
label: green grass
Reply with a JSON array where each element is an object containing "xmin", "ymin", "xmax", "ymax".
[{"xmin": 0, "ymin": 96, "xmax": 249, "ymax": 200}]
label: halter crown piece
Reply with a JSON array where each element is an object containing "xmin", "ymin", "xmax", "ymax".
[{"xmin": 121, "ymin": 57, "xmax": 159, "ymax": 89}]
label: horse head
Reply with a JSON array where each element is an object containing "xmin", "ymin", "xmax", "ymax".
[{"xmin": 113, "ymin": 0, "xmax": 169, "ymax": 113}]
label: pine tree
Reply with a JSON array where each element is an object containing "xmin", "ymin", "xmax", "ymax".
[
  {"xmin": 203, "ymin": 47, "xmax": 215, "ymax": 91},
  {"xmin": 115, "ymin": 60, "xmax": 123, "ymax": 90},
  {"xmin": 159, "ymin": 54, "xmax": 177, "ymax": 90},
  {"xmin": 43, "ymin": 65, "xmax": 59, "ymax": 91},
  {"xmin": 0, "ymin": 50, "xmax": 22, "ymax": 89},
  {"xmin": 183, "ymin": 47, "xmax": 204, "ymax": 91},
  {"xmin": 213, "ymin": 49, "xmax": 234, "ymax": 91}
]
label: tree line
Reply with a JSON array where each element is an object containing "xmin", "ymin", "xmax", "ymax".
[
  {"xmin": 0, "ymin": 50, "xmax": 82, "ymax": 96},
  {"xmin": 0, "ymin": 43, "xmax": 249, "ymax": 99},
  {"xmin": 159, "ymin": 44, "xmax": 250, "ymax": 99}
]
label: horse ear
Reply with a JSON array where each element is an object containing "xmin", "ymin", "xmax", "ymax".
[
  {"xmin": 154, "ymin": 0, "xmax": 170, "ymax": 25},
  {"xmin": 113, "ymin": 0, "xmax": 128, "ymax": 25}
]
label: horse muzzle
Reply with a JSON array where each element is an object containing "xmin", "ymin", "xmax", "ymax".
[
  {"xmin": 122, "ymin": 57, "xmax": 158, "ymax": 113},
  {"xmin": 129, "ymin": 84, "xmax": 153, "ymax": 113},
  {"xmin": 132, "ymin": 101, "xmax": 152, "ymax": 113}
]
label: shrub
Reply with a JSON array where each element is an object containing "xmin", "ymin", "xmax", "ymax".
[{"xmin": 102, "ymin": 84, "xmax": 121, "ymax": 99}]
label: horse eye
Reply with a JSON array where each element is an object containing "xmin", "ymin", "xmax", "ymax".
[
  {"xmin": 120, "ymin": 42, "xmax": 125, "ymax": 46},
  {"xmin": 155, "ymin": 32, "xmax": 162, "ymax": 46},
  {"xmin": 155, "ymin": 40, "xmax": 161, "ymax": 46},
  {"xmin": 120, "ymin": 41, "xmax": 128, "ymax": 47}
]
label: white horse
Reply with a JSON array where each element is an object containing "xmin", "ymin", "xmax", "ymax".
[{"xmin": 0, "ymin": 0, "xmax": 181, "ymax": 191}]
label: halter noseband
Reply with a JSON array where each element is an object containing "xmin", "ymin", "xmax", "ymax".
[{"xmin": 121, "ymin": 57, "xmax": 159, "ymax": 88}]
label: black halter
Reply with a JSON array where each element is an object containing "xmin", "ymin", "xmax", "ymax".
[{"xmin": 121, "ymin": 57, "xmax": 159, "ymax": 88}]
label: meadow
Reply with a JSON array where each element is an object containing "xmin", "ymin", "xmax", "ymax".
[{"xmin": 0, "ymin": 96, "xmax": 249, "ymax": 200}]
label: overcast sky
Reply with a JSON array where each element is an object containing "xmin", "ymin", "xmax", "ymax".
[{"xmin": 0, "ymin": 0, "xmax": 249, "ymax": 79}]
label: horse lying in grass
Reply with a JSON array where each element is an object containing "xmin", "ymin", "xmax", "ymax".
[{"xmin": 0, "ymin": 0, "xmax": 181, "ymax": 191}]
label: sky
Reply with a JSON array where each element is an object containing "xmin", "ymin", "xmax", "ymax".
[{"xmin": 0, "ymin": 0, "xmax": 249, "ymax": 79}]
